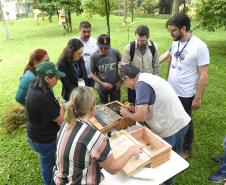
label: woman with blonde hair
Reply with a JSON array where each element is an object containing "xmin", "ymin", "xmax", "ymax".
[
  {"xmin": 54, "ymin": 87, "xmax": 142, "ymax": 185},
  {"xmin": 15, "ymin": 48, "xmax": 49, "ymax": 105}
]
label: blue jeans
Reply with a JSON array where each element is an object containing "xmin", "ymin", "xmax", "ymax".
[
  {"xmin": 162, "ymin": 124, "xmax": 189, "ymax": 185},
  {"xmin": 27, "ymin": 138, "xmax": 56, "ymax": 185},
  {"xmin": 97, "ymin": 86, "xmax": 120, "ymax": 104},
  {"xmin": 220, "ymin": 136, "xmax": 226, "ymax": 174}
]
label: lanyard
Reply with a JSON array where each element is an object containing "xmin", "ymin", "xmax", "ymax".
[
  {"xmin": 73, "ymin": 62, "xmax": 80, "ymax": 78},
  {"xmin": 175, "ymin": 34, "xmax": 192, "ymax": 59}
]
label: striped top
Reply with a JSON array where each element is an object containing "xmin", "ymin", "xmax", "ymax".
[{"xmin": 54, "ymin": 119, "xmax": 111, "ymax": 185}]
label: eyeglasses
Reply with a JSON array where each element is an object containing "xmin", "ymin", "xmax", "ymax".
[{"xmin": 168, "ymin": 28, "xmax": 179, "ymax": 33}]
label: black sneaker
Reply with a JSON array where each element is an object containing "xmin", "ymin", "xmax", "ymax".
[
  {"xmin": 208, "ymin": 171, "xmax": 226, "ymax": 183},
  {"xmin": 211, "ymin": 156, "xmax": 224, "ymax": 164}
]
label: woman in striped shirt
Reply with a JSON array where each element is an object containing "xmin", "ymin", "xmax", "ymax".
[{"xmin": 54, "ymin": 87, "xmax": 142, "ymax": 185}]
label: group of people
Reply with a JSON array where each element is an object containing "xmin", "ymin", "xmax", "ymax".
[{"xmin": 14, "ymin": 13, "xmax": 224, "ymax": 185}]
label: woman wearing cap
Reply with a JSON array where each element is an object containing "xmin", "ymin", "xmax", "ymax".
[
  {"xmin": 57, "ymin": 38, "xmax": 88, "ymax": 101},
  {"xmin": 15, "ymin": 48, "xmax": 49, "ymax": 105},
  {"xmin": 54, "ymin": 86, "xmax": 142, "ymax": 185},
  {"xmin": 25, "ymin": 61, "xmax": 65, "ymax": 185}
]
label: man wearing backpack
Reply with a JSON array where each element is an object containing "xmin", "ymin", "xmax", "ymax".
[{"xmin": 121, "ymin": 25, "xmax": 160, "ymax": 104}]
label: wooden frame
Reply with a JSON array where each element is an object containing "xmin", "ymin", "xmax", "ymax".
[
  {"xmin": 89, "ymin": 101, "xmax": 135, "ymax": 132},
  {"xmin": 129, "ymin": 127, "xmax": 172, "ymax": 168},
  {"xmin": 110, "ymin": 127, "xmax": 172, "ymax": 177}
]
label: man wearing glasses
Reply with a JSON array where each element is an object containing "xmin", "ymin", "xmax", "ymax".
[
  {"xmin": 166, "ymin": 13, "xmax": 210, "ymax": 159},
  {"xmin": 78, "ymin": 21, "xmax": 98, "ymax": 87},
  {"xmin": 121, "ymin": 25, "xmax": 160, "ymax": 104},
  {"xmin": 91, "ymin": 34, "xmax": 121, "ymax": 103}
]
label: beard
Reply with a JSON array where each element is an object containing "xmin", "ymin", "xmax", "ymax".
[{"xmin": 173, "ymin": 31, "xmax": 183, "ymax": 41}]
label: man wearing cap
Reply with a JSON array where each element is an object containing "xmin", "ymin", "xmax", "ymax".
[
  {"xmin": 121, "ymin": 25, "xmax": 160, "ymax": 104},
  {"xmin": 25, "ymin": 61, "xmax": 65, "ymax": 185},
  {"xmin": 120, "ymin": 65, "xmax": 190, "ymax": 185},
  {"xmin": 91, "ymin": 34, "xmax": 121, "ymax": 104},
  {"xmin": 77, "ymin": 21, "xmax": 98, "ymax": 87}
]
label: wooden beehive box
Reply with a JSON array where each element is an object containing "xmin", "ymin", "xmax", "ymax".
[
  {"xmin": 89, "ymin": 101, "xmax": 135, "ymax": 132},
  {"xmin": 110, "ymin": 130, "xmax": 153, "ymax": 177},
  {"xmin": 129, "ymin": 127, "xmax": 172, "ymax": 168}
]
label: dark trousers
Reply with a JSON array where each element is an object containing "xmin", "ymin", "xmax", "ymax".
[
  {"xmin": 97, "ymin": 86, "xmax": 120, "ymax": 104},
  {"xmin": 128, "ymin": 88, "xmax": 136, "ymax": 104},
  {"xmin": 179, "ymin": 96, "xmax": 194, "ymax": 151},
  {"xmin": 87, "ymin": 78, "xmax": 95, "ymax": 87}
]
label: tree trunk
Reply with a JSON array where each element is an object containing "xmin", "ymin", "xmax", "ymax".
[
  {"xmin": 171, "ymin": 0, "xmax": 180, "ymax": 16},
  {"xmin": 68, "ymin": 11, "xmax": 72, "ymax": 32},
  {"xmin": 0, "ymin": 0, "xmax": 10, "ymax": 39},
  {"xmin": 131, "ymin": 0, "xmax": 134, "ymax": 22},
  {"xmin": 124, "ymin": 0, "xmax": 128, "ymax": 23},
  {"xmin": 48, "ymin": 14, "xmax": 52, "ymax": 22},
  {"xmin": 104, "ymin": 0, "xmax": 110, "ymax": 36}
]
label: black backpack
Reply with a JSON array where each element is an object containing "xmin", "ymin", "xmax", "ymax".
[{"xmin": 129, "ymin": 40, "xmax": 156, "ymax": 62}]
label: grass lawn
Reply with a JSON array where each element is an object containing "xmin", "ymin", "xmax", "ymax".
[{"xmin": 0, "ymin": 14, "xmax": 226, "ymax": 185}]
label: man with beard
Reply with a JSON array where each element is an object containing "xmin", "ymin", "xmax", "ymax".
[
  {"xmin": 121, "ymin": 25, "xmax": 160, "ymax": 104},
  {"xmin": 166, "ymin": 13, "xmax": 210, "ymax": 159},
  {"xmin": 77, "ymin": 21, "xmax": 98, "ymax": 87}
]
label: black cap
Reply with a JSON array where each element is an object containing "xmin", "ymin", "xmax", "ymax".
[{"xmin": 97, "ymin": 34, "xmax": 110, "ymax": 48}]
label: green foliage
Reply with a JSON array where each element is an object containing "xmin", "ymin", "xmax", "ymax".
[
  {"xmin": 140, "ymin": 0, "xmax": 159, "ymax": 14},
  {"xmin": 83, "ymin": 0, "xmax": 117, "ymax": 17},
  {"xmin": 195, "ymin": 0, "xmax": 226, "ymax": 31},
  {"xmin": 1, "ymin": 104, "xmax": 27, "ymax": 134}
]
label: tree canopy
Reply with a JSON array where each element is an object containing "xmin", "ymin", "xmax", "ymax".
[{"xmin": 195, "ymin": 0, "xmax": 226, "ymax": 31}]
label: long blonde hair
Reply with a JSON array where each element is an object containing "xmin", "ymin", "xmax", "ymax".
[{"xmin": 65, "ymin": 87, "xmax": 95, "ymax": 124}]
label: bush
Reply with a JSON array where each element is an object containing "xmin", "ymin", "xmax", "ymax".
[{"xmin": 1, "ymin": 104, "xmax": 27, "ymax": 134}]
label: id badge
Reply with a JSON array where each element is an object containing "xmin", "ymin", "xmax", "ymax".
[{"xmin": 78, "ymin": 79, "xmax": 85, "ymax": 87}]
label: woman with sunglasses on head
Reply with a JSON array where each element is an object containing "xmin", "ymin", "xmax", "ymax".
[
  {"xmin": 57, "ymin": 38, "xmax": 88, "ymax": 101},
  {"xmin": 15, "ymin": 48, "xmax": 49, "ymax": 105},
  {"xmin": 54, "ymin": 86, "xmax": 143, "ymax": 185}
]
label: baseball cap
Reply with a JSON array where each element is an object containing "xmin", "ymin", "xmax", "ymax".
[
  {"xmin": 36, "ymin": 61, "xmax": 65, "ymax": 78},
  {"xmin": 97, "ymin": 34, "xmax": 110, "ymax": 48}
]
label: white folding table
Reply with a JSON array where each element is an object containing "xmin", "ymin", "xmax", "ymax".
[{"xmin": 101, "ymin": 151, "xmax": 189, "ymax": 185}]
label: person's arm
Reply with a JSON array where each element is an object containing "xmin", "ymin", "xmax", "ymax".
[
  {"xmin": 100, "ymin": 145, "xmax": 143, "ymax": 174},
  {"xmin": 91, "ymin": 72, "xmax": 112, "ymax": 89},
  {"xmin": 192, "ymin": 64, "xmax": 208, "ymax": 110},
  {"xmin": 58, "ymin": 63, "xmax": 76, "ymax": 92},
  {"xmin": 167, "ymin": 55, "xmax": 172, "ymax": 79},
  {"xmin": 120, "ymin": 104, "xmax": 149, "ymax": 122},
  {"xmin": 159, "ymin": 50, "xmax": 170, "ymax": 64},
  {"xmin": 120, "ymin": 44, "xmax": 131, "ymax": 65},
  {"xmin": 54, "ymin": 105, "xmax": 64, "ymax": 125}
]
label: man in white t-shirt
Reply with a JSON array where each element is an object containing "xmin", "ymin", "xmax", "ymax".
[
  {"xmin": 77, "ymin": 21, "xmax": 98, "ymax": 87},
  {"xmin": 166, "ymin": 13, "xmax": 210, "ymax": 159}
]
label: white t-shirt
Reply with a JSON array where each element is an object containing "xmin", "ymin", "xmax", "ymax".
[
  {"xmin": 77, "ymin": 37, "xmax": 98, "ymax": 78},
  {"xmin": 168, "ymin": 35, "xmax": 210, "ymax": 97}
]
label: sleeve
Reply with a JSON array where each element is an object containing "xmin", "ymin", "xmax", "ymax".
[
  {"xmin": 115, "ymin": 49, "xmax": 122, "ymax": 63},
  {"xmin": 38, "ymin": 94, "xmax": 60, "ymax": 124},
  {"xmin": 90, "ymin": 54, "xmax": 97, "ymax": 73},
  {"xmin": 121, "ymin": 44, "xmax": 131, "ymax": 65},
  {"xmin": 135, "ymin": 81, "xmax": 156, "ymax": 105},
  {"xmin": 58, "ymin": 62, "xmax": 76, "ymax": 93},
  {"xmin": 196, "ymin": 44, "xmax": 210, "ymax": 66},
  {"xmin": 90, "ymin": 132, "xmax": 111, "ymax": 162},
  {"xmin": 152, "ymin": 42, "xmax": 160, "ymax": 76}
]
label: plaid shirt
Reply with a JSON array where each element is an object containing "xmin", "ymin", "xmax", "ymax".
[{"xmin": 54, "ymin": 119, "xmax": 111, "ymax": 185}]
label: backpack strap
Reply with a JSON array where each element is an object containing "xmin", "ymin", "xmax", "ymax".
[
  {"xmin": 149, "ymin": 41, "xmax": 156, "ymax": 61},
  {"xmin": 129, "ymin": 41, "xmax": 136, "ymax": 63},
  {"xmin": 129, "ymin": 40, "xmax": 156, "ymax": 64}
]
